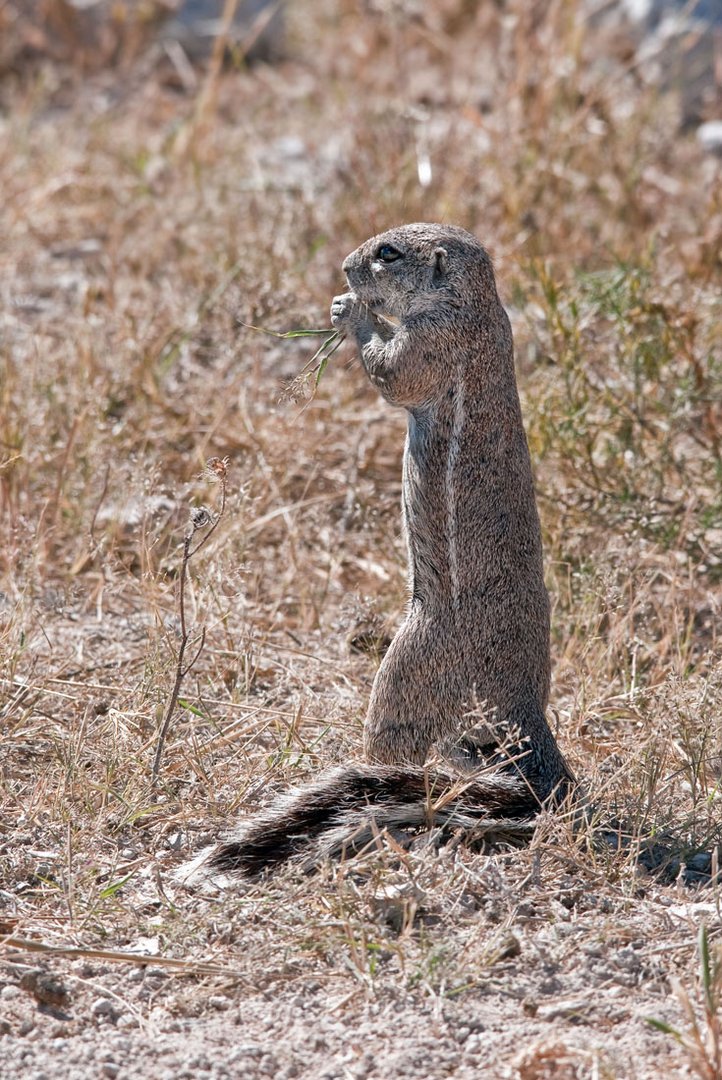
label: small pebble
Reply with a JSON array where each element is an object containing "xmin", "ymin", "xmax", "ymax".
[
  {"xmin": 19, "ymin": 970, "xmax": 70, "ymax": 1008},
  {"xmin": 91, "ymin": 997, "xmax": 116, "ymax": 1019},
  {"xmin": 116, "ymin": 1015, "xmax": 138, "ymax": 1030}
]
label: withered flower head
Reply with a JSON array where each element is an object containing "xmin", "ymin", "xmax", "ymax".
[
  {"xmin": 205, "ymin": 456, "xmax": 230, "ymax": 482},
  {"xmin": 190, "ymin": 505, "xmax": 213, "ymax": 531}
]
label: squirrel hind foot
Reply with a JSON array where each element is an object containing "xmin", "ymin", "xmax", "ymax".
[{"xmin": 436, "ymin": 727, "xmax": 503, "ymax": 774}]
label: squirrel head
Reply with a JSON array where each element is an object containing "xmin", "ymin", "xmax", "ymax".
[{"xmin": 341, "ymin": 223, "xmax": 498, "ymax": 321}]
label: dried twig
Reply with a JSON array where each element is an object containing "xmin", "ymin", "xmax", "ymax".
[
  {"xmin": 151, "ymin": 457, "xmax": 229, "ymax": 786},
  {"xmin": 1, "ymin": 935, "xmax": 245, "ymax": 979}
]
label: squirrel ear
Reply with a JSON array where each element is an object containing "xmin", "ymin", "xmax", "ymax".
[{"xmin": 432, "ymin": 247, "xmax": 448, "ymax": 283}]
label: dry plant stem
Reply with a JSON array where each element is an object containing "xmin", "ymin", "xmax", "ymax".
[
  {"xmin": 1, "ymin": 935, "xmax": 244, "ymax": 979},
  {"xmin": 173, "ymin": 0, "xmax": 241, "ymax": 158},
  {"xmin": 151, "ymin": 465, "xmax": 228, "ymax": 787}
]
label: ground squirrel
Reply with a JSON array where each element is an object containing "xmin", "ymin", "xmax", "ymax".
[{"xmin": 184, "ymin": 224, "xmax": 574, "ymax": 881}]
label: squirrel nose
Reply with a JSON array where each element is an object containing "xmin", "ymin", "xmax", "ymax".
[{"xmin": 342, "ymin": 255, "xmax": 352, "ymax": 274}]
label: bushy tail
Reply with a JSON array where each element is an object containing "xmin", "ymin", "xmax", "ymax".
[{"xmin": 180, "ymin": 764, "xmax": 545, "ymax": 881}]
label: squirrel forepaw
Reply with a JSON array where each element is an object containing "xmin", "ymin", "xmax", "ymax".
[{"xmin": 330, "ymin": 291, "xmax": 360, "ymax": 328}]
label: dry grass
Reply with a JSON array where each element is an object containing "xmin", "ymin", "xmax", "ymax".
[{"xmin": 0, "ymin": 1, "xmax": 721, "ymax": 1077}]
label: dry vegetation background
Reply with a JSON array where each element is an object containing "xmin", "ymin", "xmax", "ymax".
[{"xmin": 1, "ymin": 1, "xmax": 721, "ymax": 1077}]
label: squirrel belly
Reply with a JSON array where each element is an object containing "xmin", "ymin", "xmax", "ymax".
[{"xmin": 181, "ymin": 224, "xmax": 575, "ymax": 883}]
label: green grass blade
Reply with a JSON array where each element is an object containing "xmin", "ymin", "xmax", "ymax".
[
  {"xmin": 314, "ymin": 335, "xmax": 345, "ymax": 387},
  {"xmin": 99, "ymin": 873, "xmax": 136, "ymax": 899},
  {"xmin": 241, "ymin": 322, "xmax": 335, "ymax": 340},
  {"xmin": 699, "ymin": 924, "xmax": 713, "ymax": 1013},
  {"xmin": 646, "ymin": 1017, "xmax": 683, "ymax": 1041},
  {"xmin": 178, "ymin": 698, "xmax": 207, "ymax": 719},
  {"xmin": 299, "ymin": 330, "xmax": 341, "ymax": 374}
]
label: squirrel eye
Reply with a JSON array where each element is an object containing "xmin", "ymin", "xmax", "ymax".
[{"xmin": 376, "ymin": 244, "xmax": 402, "ymax": 263}]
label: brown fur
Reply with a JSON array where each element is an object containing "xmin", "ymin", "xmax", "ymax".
[{"xmin": 183, "ymin": 224, "xmax": 574, "ymax": 882}]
